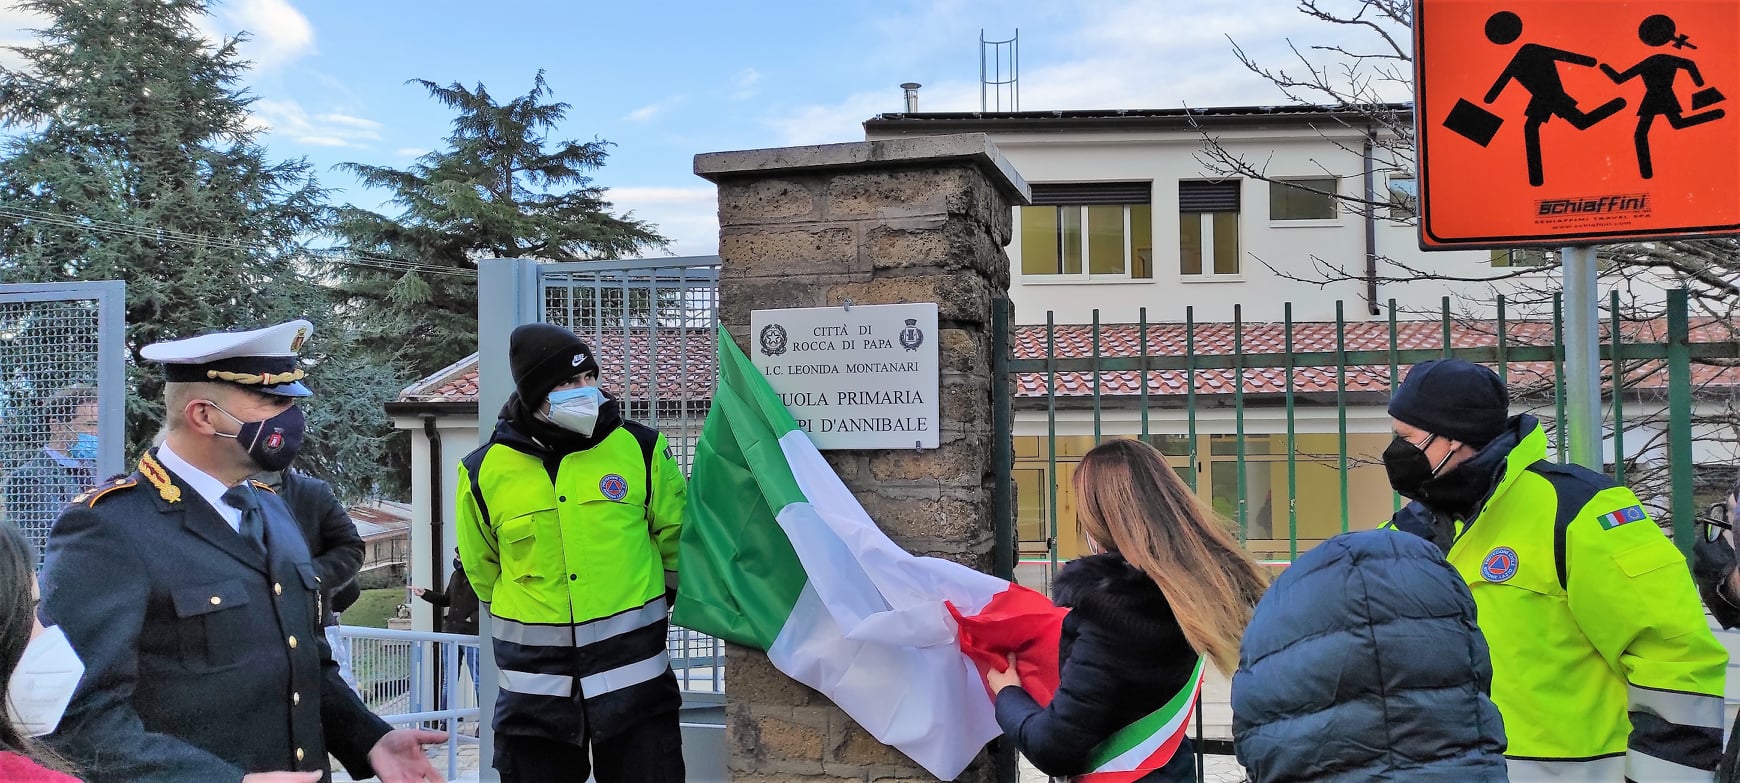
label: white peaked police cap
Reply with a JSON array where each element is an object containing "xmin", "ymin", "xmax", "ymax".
[{"xmin": 140, "ymin": 319, "xmax": 315, "ymax": 398}]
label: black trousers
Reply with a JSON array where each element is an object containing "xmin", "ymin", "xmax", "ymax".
[{"xmin": 495, "ymin": 715, "xmax": 685, "ymax": 783}]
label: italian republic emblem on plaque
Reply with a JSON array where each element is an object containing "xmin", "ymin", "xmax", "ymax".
[{"xmin": 759, "ymin": 323, "xmax": 788, "ymax": 357}]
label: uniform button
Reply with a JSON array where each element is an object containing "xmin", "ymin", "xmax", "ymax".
[
  {"xmin": 273, "ymin": 583, "xmax": 283, "ymax": 596},
  {"xmin": 293, "ymin": 692, "xmax": 301, "ymax": 706},
  {"xmin": 209, "ymin": 596, "xmax": 222, "ymax": 606},
  {"xmin": 569, "ymin": 574, "xmax": 577, "ymax": 581},
  {"xmin": 558, "ymin": 496, "xmax": 567, "ymax": 502},
  {"xmin": 288, "ymin": 636, "xmax": 298, "ymax": 649},
  {"xmin": 296, "ymin": 748, "xmax": 305, "ymax": 762}
]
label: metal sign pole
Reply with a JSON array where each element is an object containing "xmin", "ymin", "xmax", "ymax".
[{"xmin": 1561, "ymin": 246, "xmax": 1603, "ymax": 470}]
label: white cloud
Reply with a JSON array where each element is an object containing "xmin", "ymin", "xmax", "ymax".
[
  {"xmin": 252, "ymin": 98, "xmax": 382, "ymax": 148},
  {"xmin": 396, "ymin": 147, "xmax": 429, "ymax": 158},
  {"xmin": 763, "ymin": 0, "xmax": 1408, "ymax": 147},
  {"xmin": 315, "ymin": 112, "xmax": 380, "ymax": 130},
  {"xmin": 203, "ymin": 0, "xmax": 315, "ymax": 71},
  {"xmin": 728, "ymin": 68, "xmax": 761, "ymax": 100},
  {"xmin": 625, "ymin": 96, "xmax": 683, "ymax": 122},
  {"xmin": 626, "ymin": 104, "xmax": 664, "ymax": 122},
  {"xmin": 0, "ymin": 1, "xmax": 315, "ymax": 72},
  {"xmin": 608, "ymin": 187, "xmax": 716, "ymax": 204},
  {"xmin": 0, "ymin": 7, "xmax": 48, "ymax": 70},
  {"xmin": 608, "ymin": 186, "xmax": 719, "ymax": 257},
  {"xmin": 765, "ymin": 90, "xmax": 910, "ymax": 147}
]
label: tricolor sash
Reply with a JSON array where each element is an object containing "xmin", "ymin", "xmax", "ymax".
[{"xmin": 1074, "ymin": 656, "xmax": 1205, "ymax": 782}]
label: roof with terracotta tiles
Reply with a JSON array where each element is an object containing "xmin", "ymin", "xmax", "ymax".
[
  {"xmin": 395, "ymin": 321, "xmax": 1737, "ymax": 405},
  {"xmin": 1011, "ymin": 319, "xmax": 1738, "ymax": 398},
  {"xmin": 347, "ymin": 499, "xmax": 411, "ymax": 540},
  {"xmin": 396, "ymin": 328, "xmax": 719, "ymax": 404}
]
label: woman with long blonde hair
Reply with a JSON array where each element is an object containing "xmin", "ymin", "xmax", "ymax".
[{"xmin": 988, "ymin": 438, "xmax": 1268, "ymax": 782}]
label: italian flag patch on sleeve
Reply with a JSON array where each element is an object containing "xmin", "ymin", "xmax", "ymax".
[{"xmin": 1597, "ymin": 505, "xmax": 1648, "ymax": 530}]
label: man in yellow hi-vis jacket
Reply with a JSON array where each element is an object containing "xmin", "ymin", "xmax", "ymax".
[
  {"xmin": 1384, "ymin": 358, "xmax": 1725, "ymax": 782},
  {"xmin": 457, "ymin": 324, "xmax": 687, "ymax": 783}
]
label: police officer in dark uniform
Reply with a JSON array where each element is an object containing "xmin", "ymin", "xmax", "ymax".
[{"xmin": 39, "ymin": 320, "xmax": 445, "ymax": 783}]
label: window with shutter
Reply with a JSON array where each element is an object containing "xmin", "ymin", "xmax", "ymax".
[
  {"xmin": 1017, "ymin": 182, "xmax": 1153, "ymax": 280},
  {"xmin": 1178, "ymin": 181, "xmax": 1242, "ymax": 276}
]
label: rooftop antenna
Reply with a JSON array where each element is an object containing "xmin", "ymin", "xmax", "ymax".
[{"xmin": 980, "ymin": 28, "xmax": 1019, "ymax": 112}]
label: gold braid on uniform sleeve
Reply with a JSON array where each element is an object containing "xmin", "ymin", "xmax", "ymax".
[{"xmin": 205, "ymin": 368, "xmax": 306, "ymax": 386}]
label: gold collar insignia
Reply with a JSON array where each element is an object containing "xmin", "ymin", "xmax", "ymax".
[{"xmin": 139, "ymin": 454, "xmax": 183, "ymax": 503}]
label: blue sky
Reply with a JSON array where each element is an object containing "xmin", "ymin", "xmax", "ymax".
[{"xmin": 1, "ymin": 0, "xmax": 1372, "ymax": 256}]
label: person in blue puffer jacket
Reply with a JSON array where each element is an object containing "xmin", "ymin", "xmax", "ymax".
[{"xmin": 1232, "ymin": 528, "xmax": 1509, "ymax": 782}]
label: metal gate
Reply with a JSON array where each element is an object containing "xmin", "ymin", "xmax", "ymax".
[
  {"xmin": 0, "ymin": 281, "xmax": 126, "ymax": 564},
  {"xmin": 539, "ymin": 257, "xmax": 720, "ymax": 472}
]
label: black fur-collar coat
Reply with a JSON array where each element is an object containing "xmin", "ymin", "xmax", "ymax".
[{"xmin": 995, "ymin": 553, "xmax": 1198, "ymax": 782}]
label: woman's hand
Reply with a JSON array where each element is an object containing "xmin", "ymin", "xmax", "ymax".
[{"xmin": 986, "ymin": 652, "xmax": 1024, "ymax": 694}]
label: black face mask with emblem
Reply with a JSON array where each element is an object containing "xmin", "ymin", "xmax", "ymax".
[{"xmin": 210, "ymin": 402, "xmax": 305, "ymax": 473}]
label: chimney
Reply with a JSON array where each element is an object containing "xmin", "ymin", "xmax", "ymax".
[{"xmin": 900, "ymin": 82, "xmax": 921, "ymax": 113}]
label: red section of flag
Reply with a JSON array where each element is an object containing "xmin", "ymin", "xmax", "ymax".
[{"xmin": 947, "ymin": 584, "xmax": 1069, "ymax": 706}]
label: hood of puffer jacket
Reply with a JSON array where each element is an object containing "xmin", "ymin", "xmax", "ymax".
[{"xmin": 1231, "ymin": 529, "xmax": 1509, "ymax": 783}]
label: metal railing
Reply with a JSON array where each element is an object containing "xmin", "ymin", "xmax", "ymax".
[
  {"xmin": 335, "ymin": 623, "xmax": 723, "ymax": 780},
  {"xmin": 670, "ymin": 625, "xmax": 725, "ymax": 694},
  {"xmin": 335, "ymin": 626, "xmax": 480, "ymax": 780}
]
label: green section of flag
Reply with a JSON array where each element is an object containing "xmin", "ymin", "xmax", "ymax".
[{"xmin": 670, "ymin": 328, "xmax": 810, "ymax": 650}]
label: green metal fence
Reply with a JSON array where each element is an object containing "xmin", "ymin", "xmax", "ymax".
[{"xmin": 1007, "ymin": 288, "xmax": 1740, "ymax": 577}]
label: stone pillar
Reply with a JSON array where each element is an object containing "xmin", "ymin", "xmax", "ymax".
[{"xmin": 694, "ymin": 134, "xmax": 1030, "ymax": 782}]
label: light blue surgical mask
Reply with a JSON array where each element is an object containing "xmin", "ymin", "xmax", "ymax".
[
  {"xmin": 547, "ymin": 386, "xmax": 603, "ymax": 406},
  {"xmin": 546, "ymin": 386, "xmax": 603, "ymax": 436},
  {"xmin": 68, "ymin": 432, "xmax": 98, "ymax": 462}
]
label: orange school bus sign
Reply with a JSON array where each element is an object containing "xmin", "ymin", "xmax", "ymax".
[{"xmin": 1414, "ymin": 0, "xmax": 1740, "ymax": 248}]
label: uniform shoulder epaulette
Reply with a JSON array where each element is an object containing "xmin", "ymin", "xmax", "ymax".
[
  {"xmin": 249, "ymin": 479, "xmax": 278, "ymax": 494},
  {"xmin": 71, "ymin": 476, "xmax": 140, "ymax": 507}
]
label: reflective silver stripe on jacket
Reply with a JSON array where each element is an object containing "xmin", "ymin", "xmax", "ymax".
[
  {"xmin": 1628, "ymin": 685, "xmax": 1724, "ymax": 730},
  {"xmin": 1506, "ymin": 755, "xmax": 1625, "ymax": 781},
  {"xmin": 577, "ymin": 650, "xmax": 671, "ymax": 697},
  {"xmin": 498, "ymin": 669, "xmax": 573, "ymax": 698},
  {"xmin": 491, "ymin": 598, "xmax": 666, "ymax": 648},
  {"xmin": 1627, "ymin": 750, "xmax": 1715, "ymax": 782}
]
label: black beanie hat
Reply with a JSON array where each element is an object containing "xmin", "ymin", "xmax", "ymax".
[
  {"xmin": 508, "ymin": 323, "xmax": 598, "ymax": 407},
  {"xmin": 1388, "ymin": 358, "xmax": 1511, "ymax": 447}
]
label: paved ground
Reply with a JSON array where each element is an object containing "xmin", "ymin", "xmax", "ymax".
[{"xmin": 330, "ymin": 715, "xmax": 1248, "ymax": 782}]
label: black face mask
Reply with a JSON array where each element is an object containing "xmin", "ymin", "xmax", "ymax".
[
  {"xmin": 208, "ymin": 401, "xmax": 305, "ymax": 473},
  {"xmin": 1383, "ymin": 433, "xmax": 1456, "ymax": 501}
]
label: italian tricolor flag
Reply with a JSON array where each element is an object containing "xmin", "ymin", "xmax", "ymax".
[{"xmin": 672, "ymin": 329, "xmax": 1066, "ymax": 780}]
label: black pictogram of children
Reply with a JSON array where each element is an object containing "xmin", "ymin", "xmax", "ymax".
[
  {"xmin": 1442, "ymin": 11, "xmax": 1727, "ymax": 186},
  {"xmin": 1600, "ymin": 14, "xmax": 1726, "ymax": 179}
]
